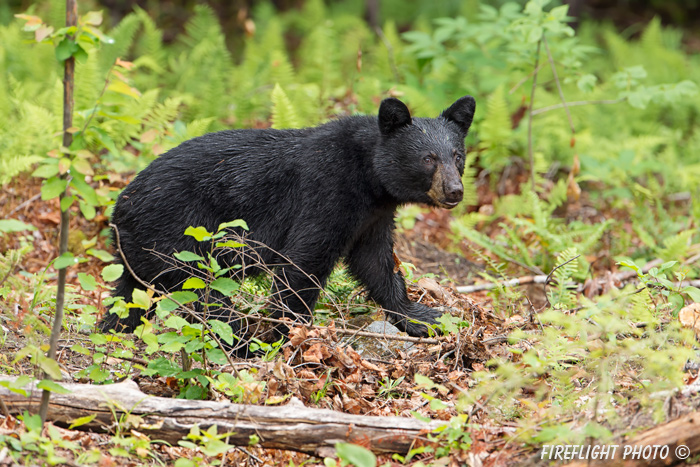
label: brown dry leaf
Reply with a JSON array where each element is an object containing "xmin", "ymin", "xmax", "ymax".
[
  {"xmin": 360, "ymin": 359, "xmax": 382, "ymax": 372},
  {"xmin": 289, "ymin": 326, "xmax": 308, "ymax": 346},
  {"xmin": 341, "ymin": 394, "xmax": 363, "ymax": 415},
  {"xmin": 331, "ymin": 346, "xmax": 356, "ymax": 369},
  {"xmin": 272, "ymin": 359, "xmax": 292, "ymax": 380},
  {"xmin": 115, "ymin": 58, "xmax": 134, "ymax": 70},
  {"xmin": 314, "ymin": 373, "xmax": 329, "ymax": 392},
  {"xmin": 344, "ymin": 368, "xmax": 362, "ymax": 384},
  {"xmin": 303, "ymin": 343, "xmax": 331, "ymax": 363},
  {"xmin": 391, "ymin": 366, "xmax": 406, "ymax": 379},
  {"xmin": 417, "ymin": 277, "xmax": 443, "ymax": 299},
  {"xmin": 392, "ymin": 250, "xmax": 402, "ymax": 274},
  {"xmin": 344, "ymin": 346, "xmax": 363, "ymax": 365},
  {"xmin": 130, "ymin": 429, "xmax": 150, "ymax": 441},
  {"xmin": 267, "ymin": 378, "xmax": 279, "ymax": 396},
  {"xmin": 319, "ymin": 320, "xmax": 338, "ymax": 340},
  {"xmin": 679, "ymin": 303, "xmax": 700, "ymax": 334},
  {"xmin": 37, "ymin": 211, "xmax": 61, "ymax": 225},
  {"xmin": 360, "ymin": 384, "xmax": 375, "ymax": 398},
  {"xmin": 567, "ymin": 154, "xmax": 581, "ymax": 201},
  {"xmin": 98, "ymin": 454, "xmax": 117, "ymax": 467},
  {"xmin": 297, "ymin": 369, "xmax": 316, "ymax": 381},
  {"xmin": 140, "ymin": 129, "xmax": 159, "ymax": 144}
]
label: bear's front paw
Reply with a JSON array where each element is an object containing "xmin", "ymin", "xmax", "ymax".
[{"xmin": 389, "ymin": 304, "xmax": 446, "ymax": 338}]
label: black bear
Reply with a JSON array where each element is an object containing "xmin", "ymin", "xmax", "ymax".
[{"xmin": 100, "ymin": 95, "xmax": 476, "ymax": 351}]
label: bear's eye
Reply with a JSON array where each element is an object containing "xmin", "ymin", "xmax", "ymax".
[
  {"xmin": 423, "ymin": 154, "xmax": 436, "ymax": 166},
  {"xmin": 454, "ymin": 150, "xmax": 464, "ymax": 165}
]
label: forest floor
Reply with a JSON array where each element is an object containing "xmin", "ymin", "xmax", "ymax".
[{"xmin": 1, "ymin": 173, "xmax": 700, "ymax": 467}]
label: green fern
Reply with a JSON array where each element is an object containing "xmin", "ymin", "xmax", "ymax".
[
  {"xmin": 658, "ymin": 229, "xmax": 693, "ymax": 262},
  {"xmin": 547, "ymin": 247, "xmax": 579, "ymax": 309},
  {"xmin": 270, "ymin": 84, "xmax": 300, "ymax": 130},
  {"xmin": 478, "ymin": 85, "xmax": 512, "ymax": 172},
  {"xmin": 167, "ymin": 5, "xmax": 232, "ymax": 123},
  {"xmin": 133, "ymin": 6, "xmax": 164, "ymax": 63},
  {"xmin": 98, "ymin": 12, "xmax": 141, "ymax": 73},
  {"xmin": 0, "ymin": 99, "xmax": 60, "ymax": 184},
  {"xmin": 298, "ymin": 21, "xmax": 340, "ymax": 98},
  {"xmin": 180, "ymin": 4, "xmax": 221, "ymax": 48},
  {"xmin": 184, "ymin": 118, "xmax": 215, "ymax": 140},
  {"xmin": 74, "ymin": 51, "xmax": 102, "ymax": 113},
  {"xmin": 268, "ymin": 50, "xmax": 296, "ymax": 88}
]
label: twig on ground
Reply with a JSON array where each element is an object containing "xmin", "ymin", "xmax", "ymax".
[
  {"xmin": 7, "ymin": 193, "xmax": 41, "ymax": 217},
  {"xmin": 456, "ymin": 275, "xmax": 548, "ymax": 294},
  {"xmin": 456, "ymin": 259, "xmax": 665, "ymax": 295}
]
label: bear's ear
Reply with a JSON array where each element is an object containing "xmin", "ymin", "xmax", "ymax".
[
  {"xmin": 441, "ymin": 96, "xmax": 476, "ymax": 136},
  {"xmin": 378, "ymin": 98, "xmax": 412, "ymax": 135}
]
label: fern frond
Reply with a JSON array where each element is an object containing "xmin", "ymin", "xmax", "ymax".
[
  {"xmin": 0, "ymin": 155, "xmax": 44, "ymax": 184},
  {"xmin": 270, "ymin": 84, "xmax": 300, "ymax": 129},
  {"xmin": 548, "ymin": 247, "xmax": 579, "ymax": 309},
  {"xmin": 268, "ymin": 50, "xmax": 296, "ymax": 88},
  {"xmin": 658, "ymin": 229, "xmax": 693, "ymax": 261},
  {"xmin": 478, "ymin": 85, "xmax": 512, "ymax": 172},
  {"xmin": 288, "ymin": 83, "xmax": 321, "ymax": 127},
  {"xmin": 99, "ymin": 13, "xmax": 141, "ymax": 73},
  {"xmin": 74, "ymin": 50, "xmax": 101, "ymax": 113},
  {"xmin": 181, "ymin": 5, "xmax": 221, "ymax": 47},
  {"xmin": 0, "ymin": 100, "xmax": 60, "ymax": 183},
  {"xmin": 298, "ymin": 21, "xmax": 340, "ymax": 97},
  {"xmin": 134, "ymin": 6, "xmax": 164, "ymax": 63},
  {"xmin": 172, "ymin": 8, "xmax": 232, "ymax": 121},
  {"xmin": 185, "ymin": 117, "xmax": 214, "ymax": 140}
]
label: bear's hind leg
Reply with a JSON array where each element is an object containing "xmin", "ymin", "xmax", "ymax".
[{"xmin": 98, "ymin": 270, "xmax": 148, "ymax": 333}]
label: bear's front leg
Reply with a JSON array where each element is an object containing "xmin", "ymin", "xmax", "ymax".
[
  {"xmin": 268, "ymin": 247, "xmax": 338, "ymax": 339},
  {"xmin": 346, "ymin": 215, "xmax": 444, "ymax": 337}
]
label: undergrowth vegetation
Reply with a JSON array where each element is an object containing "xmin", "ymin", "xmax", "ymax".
[{"xmin": 1, "ymin": 0, "xmax": 700, "ymax": 464}]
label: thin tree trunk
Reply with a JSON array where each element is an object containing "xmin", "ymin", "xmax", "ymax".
[{"xmin": 39, "ymin": 0, "xmax": 77, "ymax": 424}]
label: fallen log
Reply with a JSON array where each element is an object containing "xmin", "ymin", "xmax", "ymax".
[{"xmin": 0, "ymin": 377, "xmax": 441, "ymax": 456}]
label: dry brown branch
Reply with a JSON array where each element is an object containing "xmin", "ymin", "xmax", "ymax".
[{"xmin": 456, "ymin": 259, "xmax": 664, "ymax": 295}]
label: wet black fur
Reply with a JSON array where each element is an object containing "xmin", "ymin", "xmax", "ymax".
[{"xmin": 100, "ymin": 96, "xmax": 476, "ymax": 350}]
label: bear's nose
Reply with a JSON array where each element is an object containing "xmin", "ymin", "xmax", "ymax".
[{"xmin": 445, "ymin": 183, "xmax": 463, "ymax": 202}]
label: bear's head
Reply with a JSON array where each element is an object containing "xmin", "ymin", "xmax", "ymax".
[{"xmin": 375, "ymin": 96, "xmax": 476, "ymax": 209}]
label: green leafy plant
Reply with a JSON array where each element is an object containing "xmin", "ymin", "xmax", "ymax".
[
  {"xmin": 176, "ymin": 425, "xmax": 237, "ymax": 467},
  {"xmin": 324, "ymin": 442, "xmax": 376, "ymax": 467},
  {"xmin": 0, "ymin": 411, "xmax": 82, "ymax": 465},
  {"xmin": 377, "ymin": 375, "xmax": 405, "ymax": 399}
]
